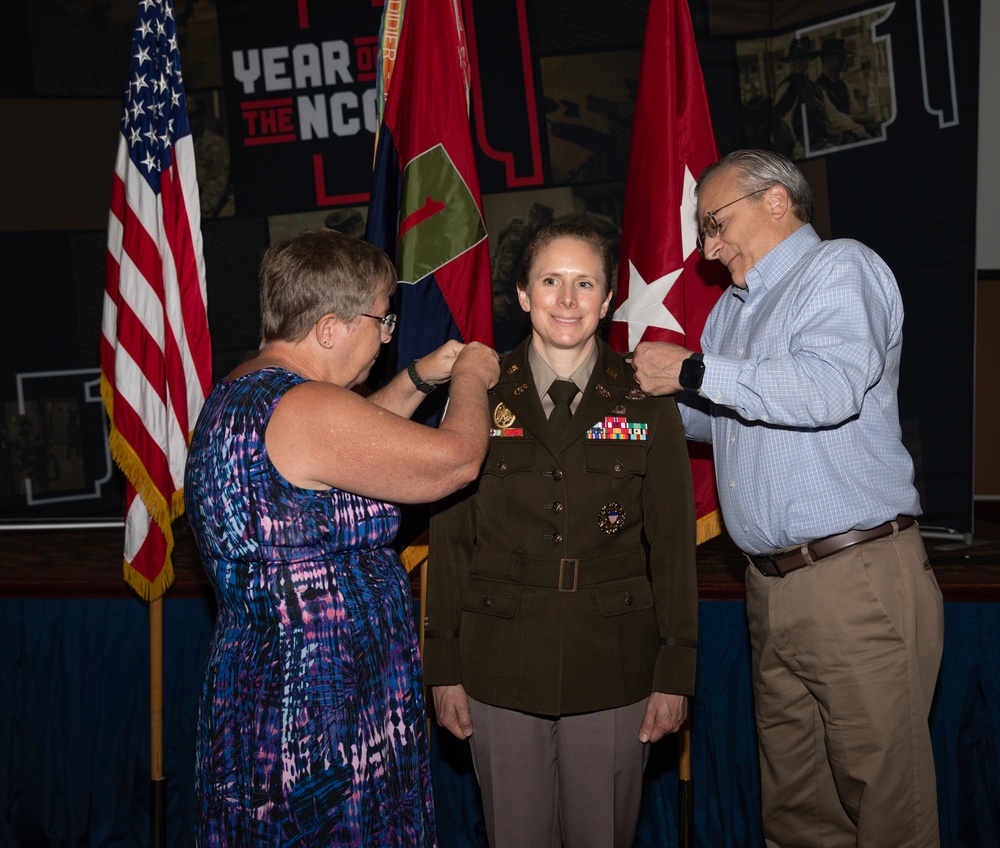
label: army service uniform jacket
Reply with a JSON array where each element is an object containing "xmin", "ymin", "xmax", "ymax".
[{"xmin": 423, "ymin": 337, "xmax": 698, "ymax": 717}]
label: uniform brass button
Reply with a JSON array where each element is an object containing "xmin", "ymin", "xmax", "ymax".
[
  {"xmin": 552, "ymin": 469, "xmax": 564, "ymax": 481},
  {"xmin": 497, "ymin": 460, "xmax": 508, "ymax": 472},
  {"xmin": 483, "ymin": 596, "xmax": 492, "ymax": 608},
  {"xmin": 551, "ymin": 533, "xmax": 563, "ymax": 544},
  {"xmin": 614, "ymin": 462, "xmax": 624, "ymax": 473},
  {"xmin": 625, "ymin": 593, "xmax": 633, "ymax": 606},
  {"xmin": 552, "ymin": 501, "xmax": 564, "ymax": 513}
]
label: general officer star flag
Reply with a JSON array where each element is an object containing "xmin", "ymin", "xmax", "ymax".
[{"xmin": 609, "ymin": 0, "xmax": 725, "ymax": 543}]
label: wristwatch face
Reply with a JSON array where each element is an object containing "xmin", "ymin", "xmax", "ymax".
[{"xmin": 679, "ymin": 355, "xmax": 705, "ymax": 391}]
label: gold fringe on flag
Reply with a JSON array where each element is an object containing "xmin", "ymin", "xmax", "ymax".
[
  {"xmin": 400, "ymin": 529, "xmax": 429, "ymax": 574},
  {"xmin": 101, "ymin": 373, "xmax": 191, "ymax": 600},
  {"xmin": 124, "ymin": 557, "xmax": 176, "ymax": 602},
  {"xmin": 696, "ymin": 509, "xmax": 723, "ymax": 546}
]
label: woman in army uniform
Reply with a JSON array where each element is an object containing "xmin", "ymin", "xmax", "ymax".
[{"xmin": 424, "ymin": 223, "xmax": 698, "ymax": 848}]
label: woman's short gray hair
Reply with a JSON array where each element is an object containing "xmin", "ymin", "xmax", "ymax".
[
  {"xmin": 696, "ymin": 149, "xmax": 814, "ymax": 223},
  {"xmin": 258, "ymin": 227, "xmax": 397, "ymax": 345}
]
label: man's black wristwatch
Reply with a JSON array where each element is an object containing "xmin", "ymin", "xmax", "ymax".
[
  {"xmin": 678, "ymin": 353, "xmax": 705, "ymax": 393},
  {"xmin": 407, "ymin": 360, "xmax": 436, "ymax": 394}
]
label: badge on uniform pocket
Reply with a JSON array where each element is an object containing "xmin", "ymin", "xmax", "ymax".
[{"xmin": 599, "ymin": 502, "xmax": 626, "ymax": 534}]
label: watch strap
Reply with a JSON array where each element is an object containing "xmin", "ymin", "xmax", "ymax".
[
  {"xmin": 679, "ymin": 352, "xmax": 705, "ymax": 392},
  {"xmin": 407, "ymin": 360, "xmax": 436, "ymax": 394}
]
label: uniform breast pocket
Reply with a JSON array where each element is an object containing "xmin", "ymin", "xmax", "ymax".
[
  {"xmin": 479, "ymin": 440, "xmax": 536, "ymax": 525},
  {"xmin": 583, "ymin": 442, "xmax": 648, "ymax": 478},
  {"xmin": 482, "ymin": 439, "xmax": 535, "ymax": 479}
]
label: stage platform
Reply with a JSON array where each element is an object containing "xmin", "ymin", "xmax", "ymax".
[
  {"xmin": 2, "ymin": 505, "xmax": 999, "ymax": 601},
  {"xmin": 1, "ymin": 504, "xmax": 997, "ymax": 847}
]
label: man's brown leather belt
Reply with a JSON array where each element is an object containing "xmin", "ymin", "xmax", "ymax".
[{"xmin": 747, "ymin": 515, "xmax": 916, "ymax": 578}]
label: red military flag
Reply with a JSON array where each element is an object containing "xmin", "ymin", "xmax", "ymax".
[
  {"xmin": 101, "ymin": 0, "xmax": 212, "ymax": 600},
  {"xmin": 608, "ymin": 0, "xmax": 725, "ymax": 543},
  {"xmin": 367, "ymin": 0, "xmax": 494, "ymax": 380}
]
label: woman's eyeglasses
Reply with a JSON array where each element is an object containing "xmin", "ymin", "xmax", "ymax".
[{"xmin": 360, "ymin": 313, "xmax": 398, "ymax": 335}]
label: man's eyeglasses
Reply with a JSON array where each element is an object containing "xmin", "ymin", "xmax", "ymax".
[
  {"xmin": 696, "ymin": 188, "xmax": 768, "ymax": 257},
  {"xmin": 360, "ymin": 313, "xmax": 398, "ymax": 335}
]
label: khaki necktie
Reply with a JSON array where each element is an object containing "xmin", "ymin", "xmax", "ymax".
[{"xmin": 548, "ymin": 379, "xmax": 579, "ymax": 431}]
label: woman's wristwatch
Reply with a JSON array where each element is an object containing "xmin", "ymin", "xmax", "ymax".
[{"xmin": 407, "ymin": 360, "xmax": 436, "ymax": 394}]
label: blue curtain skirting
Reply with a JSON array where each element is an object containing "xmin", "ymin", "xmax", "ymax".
[{"xmin": 0, "ymin": 599, "xmax": 997, "ymax": 847}]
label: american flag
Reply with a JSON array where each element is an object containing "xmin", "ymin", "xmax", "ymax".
[{"xmin": 100, "ymin": 0, "xmax": 212, "ymax": 600}]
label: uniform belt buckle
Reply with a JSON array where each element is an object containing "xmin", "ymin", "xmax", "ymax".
[{"xmin": 558, "ymin": 558, "xmax": 579, "ymax": 592}]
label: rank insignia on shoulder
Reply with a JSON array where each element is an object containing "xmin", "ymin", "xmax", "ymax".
[
  {"xmin": 625, "ymin": 389, "xmax": 647, "ymax": 400},
  {"xmin": 493, "ymin": 402, "xmax": 517, "ymax": 429},
  {"xmin": 490, "ymin": 428, "xmax": 524, "ymax": 438},
  {"xmin": 599, "ymin": 502, "xmax": 626, "ymax": 534}
]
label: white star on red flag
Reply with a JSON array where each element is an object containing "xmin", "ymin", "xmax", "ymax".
[
  {"xmin": 605, "ymin": 0, "xmax": 725, "ymax": 542},
  {"xmin": 612, "ymin": 262, "xmax": 684, "ymax": 351},
  {"xmin": 679, "ymin": 164, "xmax": 700, "ymax": 261},
  {"xmin": 611, "ymin": 165, "xmax": 702, "ymax": 350}
]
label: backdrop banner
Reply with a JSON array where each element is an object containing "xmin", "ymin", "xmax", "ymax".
[
  {"xmin": 693, "ymin": 0, "xmax": 979, "ymax": 533},
  {"xmin": 0, "ymin": 0, "xmax": 978, "ymax": 538}
]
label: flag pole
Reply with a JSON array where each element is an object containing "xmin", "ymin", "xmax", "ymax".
[
  {"xmin": 150, "ymin": 595, "xmax": 166, "ymax": 848},
  {"xmin": 606, "ymin": 0, "xmax": 723, "ymax": 835},
  {"xmin": 679, "ymin": 720, "xmax": 693, "ymax": 847},
  {"xmin": 102, "ymin": 4, "xmax": 211, "ymax": 844}
]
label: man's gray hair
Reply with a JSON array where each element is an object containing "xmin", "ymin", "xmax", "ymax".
[{"xmin": 696, "ymin": 149, "xmax": 814, "ymax": 224}]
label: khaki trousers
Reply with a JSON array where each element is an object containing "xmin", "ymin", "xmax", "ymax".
[
  {"xmin": 745, "ymin": 523, "xmax": 943, "ymax": 848},
  {"xmin": 465, "ymin": 696, "xmax": 648, "ymax": 848}
]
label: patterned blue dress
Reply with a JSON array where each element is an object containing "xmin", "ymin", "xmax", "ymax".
[{"xmin": 185, "ymin": 367, "xmax": 436, "ymax": 847}]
